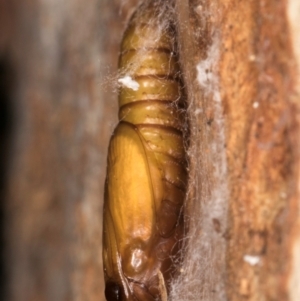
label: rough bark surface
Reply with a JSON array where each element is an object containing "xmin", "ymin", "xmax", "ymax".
[
  {"xmin": 173, "ymin": 0, "xmax": 300, "ymax": 301},
  {"xmin": 0, "ymin": 0, "xmax": 138, "ymax": 300}
]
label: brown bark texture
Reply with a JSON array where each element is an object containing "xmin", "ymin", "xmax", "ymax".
[
  {"xmin": 0, "ymin": 0, "xmax": 138, "ymax": 300},
  {"xmin": 0, "ymin": 0, "xmax": 299, "ymax": 301},
  {"xmin": 172, "ymin": 0, "xmax": 300, "ymax": 301}
]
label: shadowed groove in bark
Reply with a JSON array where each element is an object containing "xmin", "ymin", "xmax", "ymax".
[{"xmin": 0, "ymin": 55, "xmax": 14, "ymax": 300}]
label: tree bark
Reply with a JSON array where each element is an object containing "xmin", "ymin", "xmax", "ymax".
[
  {"xmin": 172, "ymin": 1, "xmax": 300, "ymax": 301},
  {"xmin": 0, "ymin": 0, "xmax": 138, "ymax": 300}
]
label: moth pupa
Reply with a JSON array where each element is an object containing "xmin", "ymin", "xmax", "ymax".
[{"xmin": 103, "ymin": 2, "xmax": 187, "ymax": 301}]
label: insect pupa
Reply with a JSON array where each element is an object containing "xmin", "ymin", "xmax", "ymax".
[{"xmin": 103, "ymin": 2, "xmax": 187, "ymax": 301}]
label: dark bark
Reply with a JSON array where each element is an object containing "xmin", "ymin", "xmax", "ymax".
[{"xmin": 0, "ymin": 0, "xmax": 139, "ymax": 300}]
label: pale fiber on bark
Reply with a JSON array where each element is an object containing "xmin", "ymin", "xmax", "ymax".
[{"xmin": 170, "ymin": 33, "xmax": 229, "ymax": 301}]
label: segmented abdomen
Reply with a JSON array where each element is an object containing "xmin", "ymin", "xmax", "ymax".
[{"xmin": 103, "ymin": 3, "xmax": 187, "ymax": 301}]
